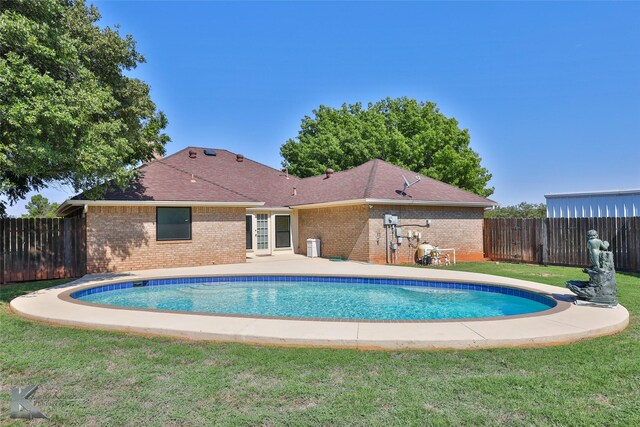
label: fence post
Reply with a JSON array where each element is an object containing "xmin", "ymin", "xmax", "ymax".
[{"xmin": 541, "ymin": 219, "xmax": 548, "ymax": 266}]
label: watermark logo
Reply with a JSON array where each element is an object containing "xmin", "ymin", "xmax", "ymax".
[{"xmin": 10, "ymin": 385, "xmax": 47, "ymax": 419}]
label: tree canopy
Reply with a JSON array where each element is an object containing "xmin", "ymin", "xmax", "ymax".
[
  {"xmin": 22, "ymin": 194, "xmax": 59, "ymax": 218},
  {"xmin": 280, "ymin": 97, "xmax": 493, "ymax": 197},
  {"xmin": 485, "ymin": 202, "xmax": 547, "ymax": 218},
  {"xmin": 0, "ymin": 0, "xmax": 169, "ymax": 215}
]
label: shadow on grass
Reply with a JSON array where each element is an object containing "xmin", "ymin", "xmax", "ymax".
[
  {"xmin": 0, "ymin": 279, "xmax": 73, "ymax": 304},
  {"xmin": 0, "ymin": 272, "xmax": 155, "ymax": 305}
]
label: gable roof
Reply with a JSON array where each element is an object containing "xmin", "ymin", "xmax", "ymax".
[
  {"xmin": 59, "ymin": 147, "xmax": 496, "ymax": 213},
  {"xmin": 289, "ymin": 159, "xmax": 494, "ymax": 207}
]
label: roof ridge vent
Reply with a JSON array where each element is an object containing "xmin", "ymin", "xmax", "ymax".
[
  {"xmin": 203, "ymin": 149, "xmax": 216, "ymax": 156},
  {"xmin": 236, "ymin": 154, "xmax": 244, "ymax": 162}
]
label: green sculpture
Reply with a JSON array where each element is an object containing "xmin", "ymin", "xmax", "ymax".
[{"xmin": 566, "ymin": 230, "xmax": 618, "ymax": 306}]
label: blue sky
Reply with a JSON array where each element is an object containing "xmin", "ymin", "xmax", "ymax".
[{"xmin": 6, "ymin": 1, "xmax": 640, "ymax": 215}]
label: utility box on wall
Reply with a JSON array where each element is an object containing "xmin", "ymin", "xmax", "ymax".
[
  {"xmin": 307, "ymin": 238, "xmax": 321, "ymax": 258},
  {"xmin": 384, "ymin": 214, "xmax": 398, "ymax": 225}
]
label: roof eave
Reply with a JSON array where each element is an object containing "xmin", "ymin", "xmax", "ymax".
[
  {"xmin": 247, "ymin": 206, "xmax": 293, "ymax": 212},
  {"xmin": 55, "ymin": 202, "xmax": 83, "ymax": 217},
  {"xmin": 289, "ymin": 198, "xmax": 497, "ymax": 209}
]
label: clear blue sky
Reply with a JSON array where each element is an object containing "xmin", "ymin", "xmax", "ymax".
[{"xmin": 6, "ymin": 1, "xmax": 640, "ymax": 215}]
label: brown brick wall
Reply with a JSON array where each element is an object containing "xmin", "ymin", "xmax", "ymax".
[
  {"xmin": 368, "ymin": 206, "xmax": 485, "ymax": 264},
  {"xmin": 296, "ymin": 205, "xmax": 369, "ymax": 262},
  {"xmin": 86, "ymin": 206, "xmax": 245, "ymax": 273},
  {"xmin": 296, "ymin": 204, "xmax": 484, "ymax": 264}
]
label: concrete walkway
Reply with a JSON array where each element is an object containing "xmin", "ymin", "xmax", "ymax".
[{"xmin": 10, "ymin": 257, "xmax": 629, "ymax": 350}]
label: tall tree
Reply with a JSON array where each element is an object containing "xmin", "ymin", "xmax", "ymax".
[
  {"xmin": 22, "ymin": 194, "xmax": 59, "ymax": 218},
  {"xmin": 280, "ymin": 97, "xmax": 493, "ymax": 197},
  {"xmin": 0, "ymin": 0, "xmax": 170, "ymax": 215},
  {"xmin": 485, "ymin": 202, "xmax": 547, "ymax": 218}
]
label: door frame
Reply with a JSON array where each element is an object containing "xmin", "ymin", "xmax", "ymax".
[
  {"xmin": 252, "ymin": 212, "xmax": 271, "ymax": 256},
  {"xmin": 245, "ymin": 209, "xmax": 297, "ymax": 257}
]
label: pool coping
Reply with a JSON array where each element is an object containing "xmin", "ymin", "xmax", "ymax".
[
  {"xmin": 9, "ymin": 258, "xmax": 630, "ymax": 350},
  {"xmin": 57, "ymin": 274, "xmax": 569, "ymax": 323}
]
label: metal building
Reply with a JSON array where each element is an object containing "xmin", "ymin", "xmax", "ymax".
[{"xmin": 545, "ymin": 189, "xmax": 640, "ymax": 218}]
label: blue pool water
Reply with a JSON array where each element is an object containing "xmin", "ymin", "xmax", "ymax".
[{"xmin": 73, "ymin": 276, "xmax": 555, "ymax": 321}]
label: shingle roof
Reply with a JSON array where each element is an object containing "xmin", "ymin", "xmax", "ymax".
[
  {"xmin": 72, "ymin": 147, "xmax": 495, "ymax": 207},
  {"xmin": 156, "ymin": 147, "xmax": 300, "ymax": 207},
  {"xmin": 289, "ymin": 159, "xmax": 494, "ymax": 206},
  {"xmin": 73, "ymin": 147, "xmax": 297, "ymax": 206}
]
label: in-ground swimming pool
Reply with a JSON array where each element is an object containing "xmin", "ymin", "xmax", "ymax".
[{"xmin": 72, "ymin": 275, "xmax": 556, "ymax": 321}]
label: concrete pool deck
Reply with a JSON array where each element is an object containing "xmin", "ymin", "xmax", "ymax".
[{"xmin": 10, "ymin": 257, "xmax": 629, "ymax": 350}]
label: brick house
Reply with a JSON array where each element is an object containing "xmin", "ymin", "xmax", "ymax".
[{"xmin": 57, "ymin": 147, "xmax": 496, "ymax": 272}]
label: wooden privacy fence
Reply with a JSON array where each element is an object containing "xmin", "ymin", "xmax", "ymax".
[
  {"xmin": 1, "ymin": 217, "xmax": 86, "ymax": 284},
  {"xmin": 484, "ymin": 217, "xmax": 640, "ymax": 272}
]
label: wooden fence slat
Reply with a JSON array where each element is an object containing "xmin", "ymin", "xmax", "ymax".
[
  {"xmin": 54, "ymin": 218, "xmax": 61, "ymax": 277},
  {"xmin": 8, "ymin": 219, "xmax": 14, "ymax": 282},
  {"xmin": 617, "ymin": 217, "xmax": 625, "ymax": 270},
  {"xmin": 570, "ymin": 217, "xmax": 577, "ymax": 266},
  {"xmin": 551, "ymin": 218, "xmax": 557, "ymax": 264},
  {"xmin": 37, "ymin": 218, "xmax": 43, "ymax": 280},
  {"xmin": 632, "ymin": 218, "xmax": 639, "ymax": 271},
  {"xmin": 1, "ymin": 220, "xmax": 5, "ymax": 284},
  {"xmin": 632, "ymin": 218, "xmax": 637, "ymax": 271},
  {"xmin": 576, "ymin": 217, "xmax": 583, "ymax": 265},
  {"xmin": 522, "ymin": 219, "xmax": 528, "ymax": 261},
  {"xmin": 28, "ymin": 218, "xmax": 36, "ymax": 281},
  {"xmin": 6, "ymin": 219, "xmax": 11, "ymax": 283},
  {"xmin": 43, "ymin": 218, "xmax": 49, "ymax": 279},
  {"xmin": 549, "ymin": 218, "xmax": 555, "ymax": 264},
  {"xmin": 44, "ymin": 218, "xmax": 55, "ymax": 279},
  {"xmin": 551, "ymin": 218, "xmax": 557, "ymax": 265},
  {"xmin": 57, "ymin": 218, "xmax": 64, "ymax": 278},
  {"xmin": 541, "ymin": 218, "xmax": 548, "ymax": 265},
  {"xmin": 619, "ymin": 217, "xmax": 625, "ymax": 270},
  {"xmin": 15, "ymin": 219, "xmax": 22, "ymax": 282},
  {"xmin": 626, "ymin": 217, "xmax": 632, "ymax": 270}
]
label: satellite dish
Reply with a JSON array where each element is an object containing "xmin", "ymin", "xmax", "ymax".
[{"xmin": 401, "ymin": 175, "xmax": 421, "ymax": 195}]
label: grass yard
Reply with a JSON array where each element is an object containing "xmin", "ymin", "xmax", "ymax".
[{"xmin": 1, "ymin": 263, "xmax": 639, "ymax": 426}]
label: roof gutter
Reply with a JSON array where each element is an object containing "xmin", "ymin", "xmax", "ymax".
[
  {"xmin": 289, "ymin": 198, "xmax": 497, "ymax": 210},
  {"xmin": 56, "ymin": 199, "xmax": 265, "ymax": 216},
  {"xmin": 246, "ymin": 207, "xmax": 293, "ymax": 213}
]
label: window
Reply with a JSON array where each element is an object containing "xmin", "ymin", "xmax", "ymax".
[
  {"xmin": 156, "ymin": 207, "xmax": 191, "ymax": 241},
  {"xmin": 275, "ymin": 215, "xmax": 291, "ymax": 248},
  {"xmin": 246, "ymin": 215, "xmax": 253, "ymax": 250}
]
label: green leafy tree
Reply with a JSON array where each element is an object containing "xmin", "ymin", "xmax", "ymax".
[
  {"xmin": 280, "ymin": 97, "xmax": 493, "ymax": 197},
  {"xmin": 22, "ymin": 194, "xmax": 59, "ymax": 218},
  {"xmin": 0, "ymin": 0, "xmax": 169, "ymax": 215},
  {"xmin": 485, "ymin": 202, "xmax": 547, "ymax": 218}
]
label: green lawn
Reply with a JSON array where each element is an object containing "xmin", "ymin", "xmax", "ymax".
[{"xmin": 1, "ymin": 263, "xmax": 639, "ymax": 426}]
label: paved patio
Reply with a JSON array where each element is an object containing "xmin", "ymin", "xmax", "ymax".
[{"xmin": 10, "ymin": 257, "xmax": 629, "ymax": 350}]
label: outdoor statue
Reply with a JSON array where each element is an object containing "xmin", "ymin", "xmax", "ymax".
[{"xmin": 566, "ymin": 229, "xmax": 618, "ymax": 306}]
